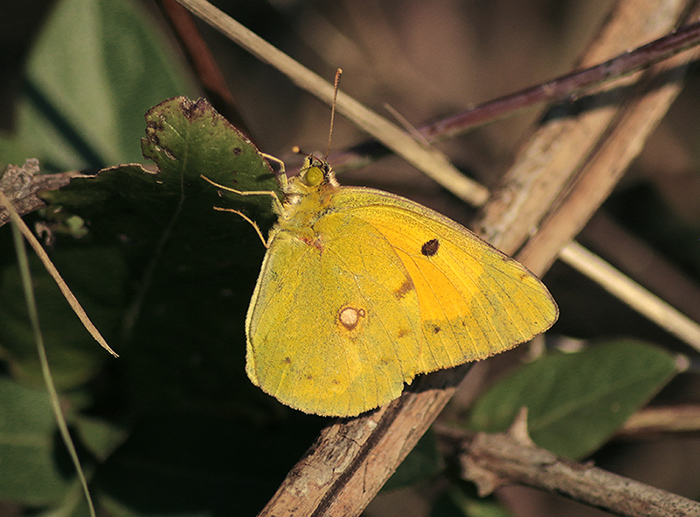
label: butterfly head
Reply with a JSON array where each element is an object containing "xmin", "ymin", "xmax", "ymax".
[
  {"xmin": 289, "ymin": 155, "xmax": 339, "ymax": 192},
  {"xmin": 301, "ymin": 158, "xmax": 327, "ymax": 187},
  {"xmin": 280, "ymin": 155, "xmax": 339, "ymax": 211}
]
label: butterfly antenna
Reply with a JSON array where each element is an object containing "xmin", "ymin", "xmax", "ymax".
[{"xmin": 325, "ymin": 68, "xmax": 343, "ymax": 160}]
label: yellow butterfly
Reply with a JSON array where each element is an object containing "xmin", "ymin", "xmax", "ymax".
[{"xmin": 205, "ymin": 154, "xmax": 558, "ymax": 417}]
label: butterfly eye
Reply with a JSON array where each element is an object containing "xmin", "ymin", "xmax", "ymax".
[{"xmin": 304, "ymin": 166, "xmax": 325, "ymax": 187}]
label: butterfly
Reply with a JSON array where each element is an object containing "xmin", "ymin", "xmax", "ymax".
[{"xmin": 205, "ymin": 154, "xmax": 558, "ymax": 417}]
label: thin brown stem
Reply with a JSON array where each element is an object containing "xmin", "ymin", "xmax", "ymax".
[
  {"xmin": 422, "ymin": 19, "xmax": 700, "ymax": 142},
  {"xmin": 157, "ymin": 0, "xmax": 252, "ymax": 136},
  {"xmin": 0, "ymin": 161, "xmax": 78, "ymax": 226},
  {"xmin": 457, "ymin": 412, "xmax": 700, "ymax": 517},
  {"xmin": 331, "ymin": 17, "xmax": 700, "ymax": 173}
]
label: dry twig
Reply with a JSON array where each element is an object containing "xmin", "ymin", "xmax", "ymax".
[{"xmin": 457, "ymin": 410, "xmax": 700, "ymax": 517}]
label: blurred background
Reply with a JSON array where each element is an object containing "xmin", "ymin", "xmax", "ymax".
[{"xmin": 2, "ymin": 1, "xmax": 700, "ymax": 516}]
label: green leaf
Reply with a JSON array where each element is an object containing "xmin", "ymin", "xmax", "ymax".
[
  {"xmin": 40, "ymin": 97, "xmax": 281, "ymax": 412},
  {"xmin": 383, "ymin": 429, "xmax": 443, "ymax": 491},
  {"xmin": 469, "ymin": 340, "xmax": 679, "ymax": 459},
  {"xmin": 45, "ymin": 96, "xmax": 279, "ymax": 226},
  {"xmin": 36, "ymin": 480, "xmax": 95, "ymax": 517},
  {"xmin": 73, "ymin": 415, "xmax": 128, "ymax": 462},
  {"xmin": 1, "ymin": 0, "xmax": 196, "ymax": 171},
  {"xmin": 430, "ymin": 483, "xmax": 512, "ymax": 517},
  {"xmin": 0, "ymin": 377, "xmax": 72, "ymax": 505},
  {"xmin": 141, "ymin": 96, "xmax": 281, "ymax": 205}
]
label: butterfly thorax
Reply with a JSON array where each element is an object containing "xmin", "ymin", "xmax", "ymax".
[{"xmin": 273, "ymin": 157, "xmax": 339, "ymax": 238}]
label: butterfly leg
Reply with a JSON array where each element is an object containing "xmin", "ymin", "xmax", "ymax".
[
  {"xmin": 260, "ymin": 153, "xmax": 288, "ymax": 190},
  {"xmin": 211, "ymin": 206, "xmax": 270, "ymax": 248},
  {"xmin": 200, "ymin": 174, "xmax": 283, "ymax": 213},
  {"xmin": 199, "ymin": 174, "xmax": 277, "ymax": 198}
]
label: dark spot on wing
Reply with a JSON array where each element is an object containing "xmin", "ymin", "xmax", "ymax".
[
  {"xmin": 233, "ymin": 147, "xmax": 243, "ymax": 155},
  {"xmin": 426, "ymin": 323, "xmax": 442, "ymax": 334},
  {"xmin": 421, "ymin": 239, "xmax": 440, "ymax": 256},
  {"xmin": 394, "ymin": 279, "xmax": 415, "ymax": 299}
]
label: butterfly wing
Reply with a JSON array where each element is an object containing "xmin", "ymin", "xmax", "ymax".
[
  {"xmin": 246, "ymin": 213, "xmax": 429, "ymax": 416},
  {"xmin": 246, "ymin": 187, "xmax": 557, "ymax": 417},
  {"xmin": 339, "ymin": 188, "xmax": 558, "ymax": 362}
]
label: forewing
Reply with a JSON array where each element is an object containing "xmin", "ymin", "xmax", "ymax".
[{"xmin": 342, "ymin": 192, "xmax": 558, "ymax": 365}]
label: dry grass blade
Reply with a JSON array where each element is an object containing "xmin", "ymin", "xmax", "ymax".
[
  {"xmin": 4, "ymin": 194, "xmax": 98, "ymax": 517},
  {"xmin": 0, "ymin": 189, "xmax": 118, "ymax": 358},
  {"xmin": 618, "ymin": 405, "xmax": 700, "ymax": 437},
  {"xmin": 560, "ymin": 242, "xmax": 700, "ymax": 350},
  {"xmin": 175, "ymin": 0, "xmax": 489, "ymax": 206}
]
